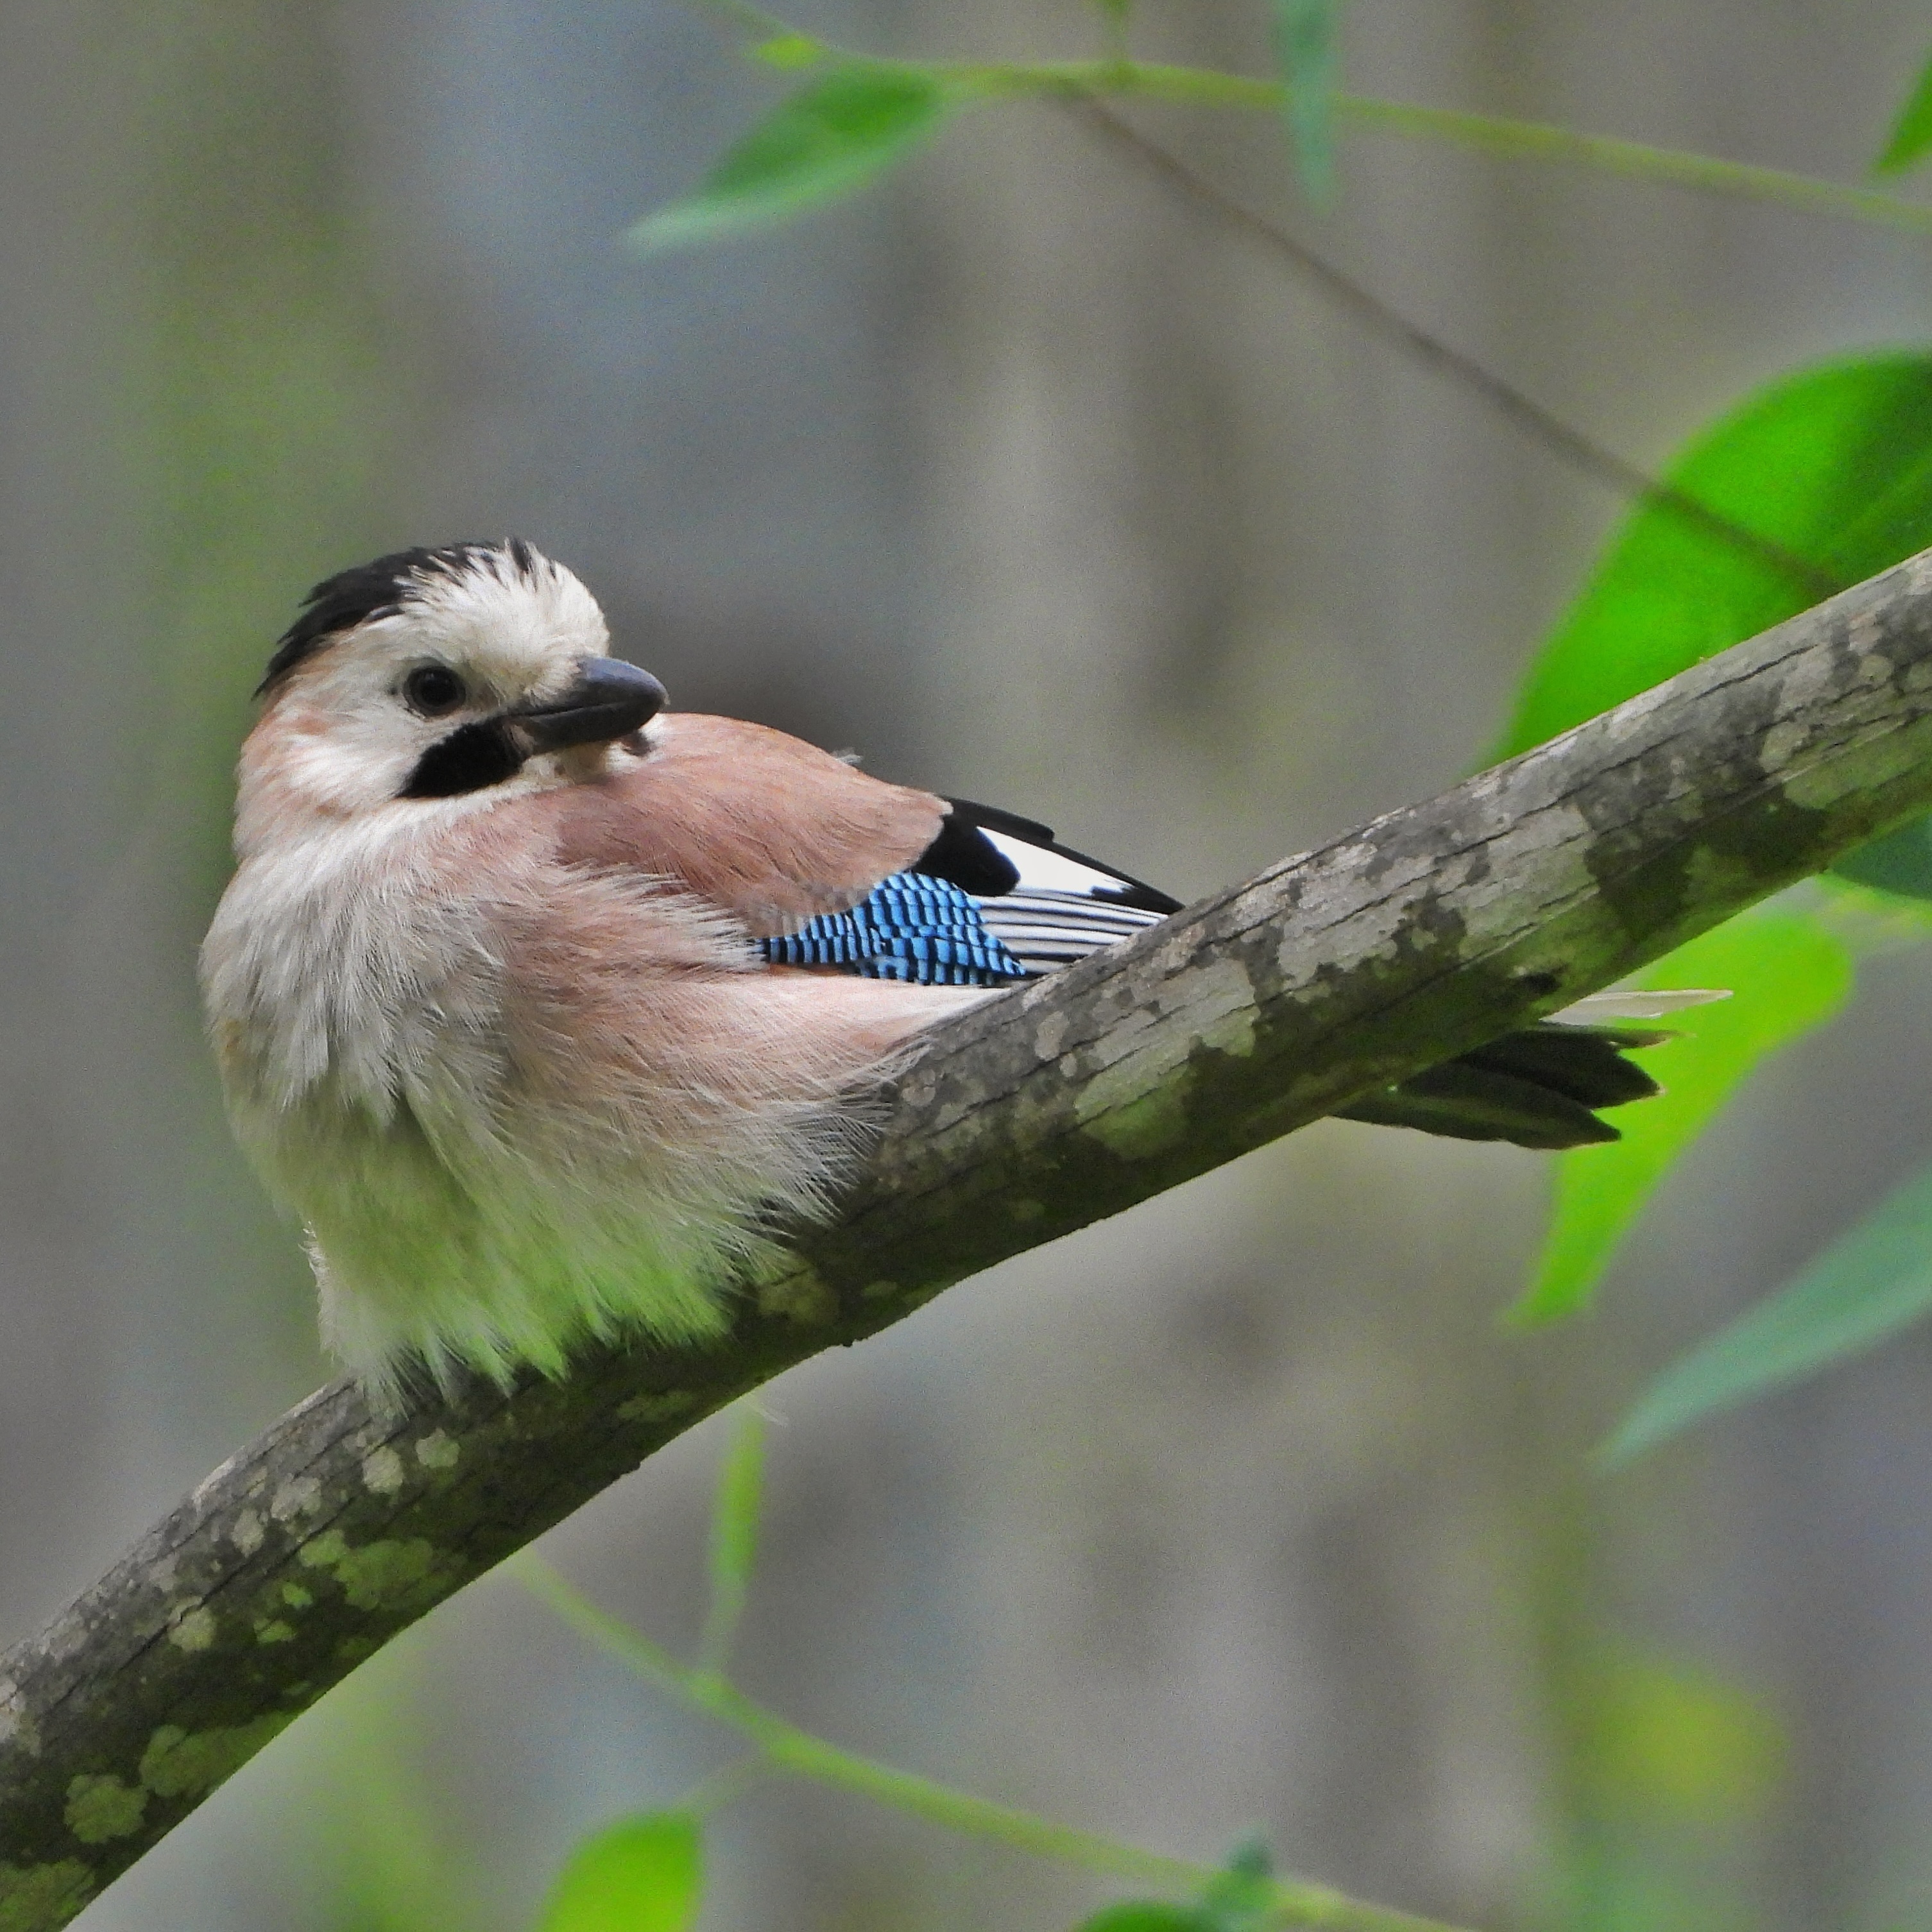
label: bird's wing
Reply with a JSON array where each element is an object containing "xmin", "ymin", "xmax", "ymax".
[
  {"xmin": 547, "ymin": 719, "xmax": 1181, "ymax": 982},
  {"xmin": 923, "ymin": 798, "xmax": 1179, "ymax": 976},
  {"xmin": 550, "ymin": 722, "xmax": 1692, "ymax": 1149},
  {"xmin": 545, "ymin": 712, "xmax": 950, "ymax": 934},
  {"xmin": 757, "ymin": 796, "xmax": 1182, "ymax": 986}
]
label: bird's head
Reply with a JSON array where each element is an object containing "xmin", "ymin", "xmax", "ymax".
[{"xmin": 235, "ymin": 540, "xmax": 666, "ymax": 846}]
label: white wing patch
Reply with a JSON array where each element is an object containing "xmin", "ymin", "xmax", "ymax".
[
  {"xmin": 979, "ymin": 826, "xmax": 1149, "ymax": 896},
  {"xmin": 968, "ymin": 828, "xmax": 1170, "ymax": 973}
]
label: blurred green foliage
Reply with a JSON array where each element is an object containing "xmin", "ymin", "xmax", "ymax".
[
  {"xmin": 1493, "ymin": 354, "xmax": 1932, "ymax": 761},
  {"xmin": 1077, "ymin": 1909, "xmax": 1215, "ymax": 1932},
  {"xmin": 1607, "ymin": 1159, "xmax": 1932, "ymax": 1462},
  {"xmin": 142, "ymin": 3, "xmax": 402, "ymax": 871},
  {"xmin": 698, "ymin": 1405, "xmax": 766, "ymax": 1675},
  {"xmin": 509, "ymin": 1415, "xmax": 1446, "ymax": 1932},
  {"xmin": 629, "ymin": 64, "xmax": 952, "ymax": 253},
  {"xmin": 1073, "ymin": 1838, "xmax": 1277, "ymax": 1931},
  {"xmin": 1836, "ymin": 813, "xmax": 1932, "ymax": 902},
  {"xmin": 1488, "ymin": 352, "xmax": 1932, "ymax": 1453},
  {"xmin": 1580, "ymin": 1655, "xmax": 1784, "ymax": 1829},
  {"xmin": 1267, "ymin": 0, "xmax": 1342, "ymax": 204},
  {"xmin": 626, "ymin": 6, "xmax": 1932, "ymax": 248},
  {"xmin": 1875, "ymin": 46, "xmax": 1932, "ymax": 175},
  {"xmin": 1547, "ymin": 1648, "xmax": 1784, "ymax": 1932},
  {"xmin": 1510, "ymin": 914, "xmax": 1853, "ymax": 1326},
  {"xmin": 535, "ymin": 1813, "xmax": 703, "ymax": 1932}
]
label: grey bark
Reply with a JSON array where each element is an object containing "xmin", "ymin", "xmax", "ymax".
[{"xmin": 6, "ymin": 547, "xmax": 1932, "ymax": 1928}]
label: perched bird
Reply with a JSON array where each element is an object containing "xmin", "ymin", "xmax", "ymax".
[{"xmin": 203, "ymin": 540, "xmax": 1700, "ymax": 1398}]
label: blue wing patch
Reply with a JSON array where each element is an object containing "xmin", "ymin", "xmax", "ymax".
[{"xmin": 762, "ymin": 871, "xmax": 1030, "ymax": 987}]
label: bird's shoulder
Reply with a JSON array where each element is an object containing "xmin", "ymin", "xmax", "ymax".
[{"xmin": 539, "ymin": 711, "xmax": 948, "ymax": 935}]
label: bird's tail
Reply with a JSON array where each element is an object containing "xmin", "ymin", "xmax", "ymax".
[{"xmin": 1333, "ymin": 989, "xmax": 1725, "ymax": 1151}]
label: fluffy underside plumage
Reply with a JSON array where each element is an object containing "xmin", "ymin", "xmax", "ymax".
[
  {"xmin": 204, "ymin": 542, "xmax": 1707, "ymax": 1400},
  {"xmin": 205, "ymin": 729, "xmax": 984, "ymax": 1402}
]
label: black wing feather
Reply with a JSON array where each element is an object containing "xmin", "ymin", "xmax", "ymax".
[{"xmin": 922, "ymin": 798, "xmax": 1183, "ymax": 914}]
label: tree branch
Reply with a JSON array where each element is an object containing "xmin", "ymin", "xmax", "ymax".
[{"xmin": 9, "ymin": 549, "xmax": 1932, "ymax": 1926}]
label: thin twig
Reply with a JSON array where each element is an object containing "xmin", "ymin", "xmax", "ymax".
[
  {"xmin": 1067, "ymin": 98, "xmax": 1843, "ymax": 606},
  {"xmin": 518, "ymin": 1560, "xmax": 1476, "ymax": 1932},
  {"xmin": 1336, "ymin": 93, "xmax": 1932, "ymax": 235}
]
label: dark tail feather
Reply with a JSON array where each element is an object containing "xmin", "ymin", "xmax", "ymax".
[{"xmin": 1334, "ymin": 1022, "xmax": 1671, "ymax": 1151}]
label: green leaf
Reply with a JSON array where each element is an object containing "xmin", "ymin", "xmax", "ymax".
[
  {"xmin": 1605, "ymin": 1158, "xmax": 1932, "ymax": 1462},
  {"xmin": 751, "ymin": 33, "xmax": 824, "ymax": 71},
  {"xmin": 1491, "ymin": 354, "xmax": 1932, "ymax": 1331},
  {"xmin": 1493, "ymin": 353, "xmax": 1932, "ymax": 762},
  {"xmin": 1070, "ymin": 1842, "xmax": 1274, "ymax": 1931},
  {"xmin": 1073, "ymin": 1909, "xmax": 1209, "ymax": 1932},
  {"xmin": 537, "ymin": 1813, "xmax": 702, "ymax": 1932},
  {"xmin": 629, "ymin": 65, "xmax": 952, "ymax": 252},
  {"xmin": 1582, "ymin": 1654, "xmax": 1784, "ymax": 1825},
  {"xmin": 1198, "ymin": 1837, "xmax": 1274, "ymax": 1932},
  {"xmin": 698, "ymin": 1405, "xmax": 766, "ymax": 1673},
  {"xmin": 1509, "ymin": 914, "xmax": 1852, "ymax": 1326},
  {"xmin": 1876, "ymin": 50, "xmax": 1932, "ymax": 175},
  {"xmin": 1832, "ymin": 812, "xmax": 1932, "ymax": 902},
  {"xmin": 1093, "ymin": 0, "xmax": 1134, "ymax": 60},
  {"xmin": 1267, "ymin": 0, "xmax": 1340, "ymax": 203}
]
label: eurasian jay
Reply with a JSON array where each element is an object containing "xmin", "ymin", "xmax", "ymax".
[{"xmin": 202, "ymin": 540, "xmax": 1693, "ymax": 1398}]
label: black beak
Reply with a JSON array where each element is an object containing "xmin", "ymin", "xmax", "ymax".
[{"xmin": 508, "ymin": 658, "xmax": 667, "ymax": 754}]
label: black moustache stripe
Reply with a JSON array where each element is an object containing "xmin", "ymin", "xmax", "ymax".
[{"xmin": 401, "ymin": 721, "xmax": 523, "ymax": 798}]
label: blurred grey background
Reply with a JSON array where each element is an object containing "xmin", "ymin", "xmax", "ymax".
[{"xmin": 7, "ymin": 1, "xmax": 1932, "ymax": 1927}]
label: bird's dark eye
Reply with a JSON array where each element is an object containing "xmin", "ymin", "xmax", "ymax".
[{"xmin": 402, "ymin": 664, "xmax": 467, "ymax": 716}]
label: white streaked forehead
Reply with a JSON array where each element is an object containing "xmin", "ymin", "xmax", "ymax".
[{"xmin": 352, "ymin": 549, "xmax": 611, "ymax": 695}]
